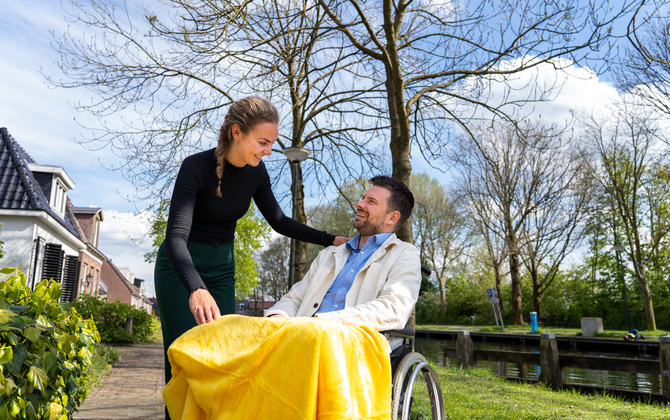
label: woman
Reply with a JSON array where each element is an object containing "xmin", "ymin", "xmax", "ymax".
[{"xmin": 154, "ymin": 96, "xmax": 347, "ymax": 390}]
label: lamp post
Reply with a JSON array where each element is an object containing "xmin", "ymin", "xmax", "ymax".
[
  {"xmin": 283, "ymin": 146, "xmax": 310, "ymax": 289},
  {"xmin": 612, "ymin": 244, "xmax": 632, "ymax": 332}
]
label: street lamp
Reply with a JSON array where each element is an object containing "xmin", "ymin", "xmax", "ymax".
[
  {"xmin": 283, "ymin": 147, "xmax": 310, "ymax": 289},
  {"xmin": 86, "ymin": 272, "xmax": 93, "ymax": 294},
  {"xmin": 612, "ymin": 244, "xmax": 632, "ymax": 332}
]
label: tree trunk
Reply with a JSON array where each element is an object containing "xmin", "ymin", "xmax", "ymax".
[
  {"xmin": 505, "ymin": 213, "xmax": 523, "ymax": 324},
  {"xmin": 493, "ymin": 263, "xmax": 504, "ymax": 315},
  {"xmin": 295, "ymin": 163, "xmax": 308, "ymax": 280},
  {"xmin": 532, "ymin": 273, "xmax": 542, "ymax": 318},
  {"xmin": 637, "ymin": 263, "xmax": 657, "ymax": 330},
  {"xmin": 509, "ymin": 251, "xmax": 524, "ymax": 325},
  {"xmin": 383, "ymin": 10, "xmax": 413, "ymax": 244},
  {"xmin": 437, "ymin": 273, "xmax": 447, "ymax": 317}
]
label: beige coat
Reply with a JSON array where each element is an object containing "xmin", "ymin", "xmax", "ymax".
[{"xmin": 265, "ymin": 234, "xmax": 421, "ymax": 334}]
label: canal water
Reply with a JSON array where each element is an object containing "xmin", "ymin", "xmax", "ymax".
[{"xmin": 415, "ymin": 337, "xmax": 662, "ymax": 394}]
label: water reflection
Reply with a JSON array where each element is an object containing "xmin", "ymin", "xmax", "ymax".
[{"xmin": 415, "ymin": 338, "xmax": 662, "ymax": 393}]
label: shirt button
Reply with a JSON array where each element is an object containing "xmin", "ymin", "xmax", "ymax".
[
  {"xmin": 335, "ymin": 305, "xmax": 339, "ymax": 308},
  {"xmin": 313, "ymin": 303, "xmax": 318, "ymax": 308},
  {"xmin": 351, "ymin": 269, "xmax": 354, "ymax": 272}
]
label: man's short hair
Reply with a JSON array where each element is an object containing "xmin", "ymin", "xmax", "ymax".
[{"xmin": 370, "ymin": 175, "xmax": 414, "ymax": 230}]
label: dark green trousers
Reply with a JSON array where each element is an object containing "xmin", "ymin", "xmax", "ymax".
[{"xmin": 154, "ymin": 240, "xmax": 235, "ymax": 386}]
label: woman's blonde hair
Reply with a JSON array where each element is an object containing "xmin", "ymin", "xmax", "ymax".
[{"xmin": 215, "ymin": 96, "xmax": 279, "ymax": 197}]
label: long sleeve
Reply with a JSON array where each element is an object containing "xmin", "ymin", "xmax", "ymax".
[
  {"xmin": 163, "ymin": 158, "xmax": 207, "ymax": 293},
  {"xmin": 253, "ymin": 168, "xmax": 335, "ymax": 247}
]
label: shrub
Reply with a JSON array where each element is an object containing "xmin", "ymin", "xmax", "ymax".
[
  {"xmin": 0, "ymin": 267, "xmax": 100, "ymax": 420},
  {"xmin": 73, "ymin": 294, "xmax": 157, "ymax": 343}
]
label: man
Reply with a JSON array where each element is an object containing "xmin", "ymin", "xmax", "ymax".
[
  {"xmin": 163, "ymin": 175, "xmax": 420, "ymax": 419},
  {"xmin": 266, "ymin": 175, "xmax": 421, "ymax": 348}
]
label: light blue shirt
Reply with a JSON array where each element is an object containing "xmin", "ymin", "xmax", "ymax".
[{"xmin": 316, "ymin": 233, "xmax": 393, "ymax": 314}]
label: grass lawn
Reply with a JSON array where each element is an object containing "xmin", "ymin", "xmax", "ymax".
[{"xmin": 436, "ymin": 365, "xmax": 668, "ymax": 419}]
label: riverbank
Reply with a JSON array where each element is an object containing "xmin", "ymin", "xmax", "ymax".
[
  {"xmin": 435, "ymin": 364, "xmax": 667, "ymax": 419},
  {"xmin": 417, "ymin": 323, "xmax": 669, "ymax": 340}
]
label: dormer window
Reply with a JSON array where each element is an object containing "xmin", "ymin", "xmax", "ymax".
[
  {"xmin": 28, "ymin": 164, "xmax": 75, "ymax": 217},
  {"xmin": 52, "ymin": 179, "xmax": 68, "ymax": 216}
]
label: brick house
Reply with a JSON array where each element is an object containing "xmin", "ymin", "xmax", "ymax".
[
  {"xmin": 101, "ymin": 261, "xmax": 153, "ymax": 313},
  {"xmin": 72, "ymin": 207, "xmax": 107, "ymax": 296}
]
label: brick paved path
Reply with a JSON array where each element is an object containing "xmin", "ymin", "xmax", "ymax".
[{"xmin": 74, "ymin": 343, "xmax": 166, "ymax": 420}]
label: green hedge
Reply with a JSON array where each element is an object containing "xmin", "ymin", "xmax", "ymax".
[
  {"xmin": 73, "ymin": 294, "xmax": 157, "ymax": 343},
  {"xmin": 0, "ymin": 267, "xmax": 99, "ymax": 420}
]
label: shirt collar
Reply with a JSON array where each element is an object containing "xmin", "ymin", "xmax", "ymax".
[{"xmin": 346, "ymin": 232, "xmax": 393, "ymax": 251}]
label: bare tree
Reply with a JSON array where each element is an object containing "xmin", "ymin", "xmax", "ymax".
[
  {"xmin": 621, "ymin": 4, "xmax": 670, "ymax": 117},
  {"xmin": 456, "ymin": 120, "xmax": 580, "ymax": 324},
  {"xmin": 51, "ymin": 0, "xmax": 385, "ymax": 279},
  {"xmin": 582, "ymin": 102, "xmax": 670, "ymax": 330},
  {"xmin": 519, "ymin": 147, "xmax": 593, "ymax": 317},
  {"xmin": 257, "ymin": 236, "xmax": 291, "ymax": 302},
  {"xmin": 471, "ymin": 219, "xmax": 508, "ymax": 315},
  {"xmin": 412, "ymin": 173, "xmax": 468, "ymax": 317},
  {"xmin": 317, "ymin": 0, "xmax": 641, "ymax": 242}
]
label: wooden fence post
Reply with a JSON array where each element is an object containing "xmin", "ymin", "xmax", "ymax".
[
  {"xmin": 540, "ymin": 332, "xmax": 562, "ymax": 388},
  {"xmin": 660, "ymin": 335, "xmax": 670, "ymax": 401},
  {"xmin": 456, "ymin": 330, "xmax": 474, "ymax": 368}
]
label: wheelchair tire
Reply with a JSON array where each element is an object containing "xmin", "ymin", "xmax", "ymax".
[{"xmin": 390, "ymin": 352, "xmax": 445, "ymax": 420}]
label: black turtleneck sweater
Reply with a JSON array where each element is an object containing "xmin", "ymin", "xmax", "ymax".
[{"xmin": 164, "ymin": 148, "xmax": 335, "ymax": 293}]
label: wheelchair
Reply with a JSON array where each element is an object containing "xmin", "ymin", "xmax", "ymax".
[{"xmin": 386, "ymin": 327, "xmax": 445, "ymax": 420}]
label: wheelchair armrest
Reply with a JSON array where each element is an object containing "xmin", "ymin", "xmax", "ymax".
[{"xmin": 381, "ymin": 327, "xmax": 415, "ymax": 339}]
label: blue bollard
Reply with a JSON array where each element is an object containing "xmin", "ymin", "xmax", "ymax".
[{"xmin": 531, "ymin": 312, "xmax": 538, "ymax": 334}]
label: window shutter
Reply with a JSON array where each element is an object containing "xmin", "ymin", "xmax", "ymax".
[
  {"xmin": 61, "ymin": 255, "xmax": 81, "ymax": 303},
  {"xmin": 42, "ymin": 243, "xmax": 64, "ymax": 283}
]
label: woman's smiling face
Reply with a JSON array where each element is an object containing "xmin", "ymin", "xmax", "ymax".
[{"xmin": 227, "ymin": 122, "xmax": 279, "ymax": 167}]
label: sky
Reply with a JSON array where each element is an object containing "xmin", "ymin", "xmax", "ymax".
[
  {"xmin": 0, "ymin": 2, "xmax": 156, "ymax": 295},
  {"xmin": 0, "ymin": 1, "xmax": 649, "ymax": 298}
]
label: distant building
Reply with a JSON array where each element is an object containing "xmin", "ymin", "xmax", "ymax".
[
  {"xmin": 72, "ymin": 206, "xmax": 107, "ymax": 297},
  {"xmin": 101, "ymin": 260, "xmax": 153, "ymax": 313},
  {"xmin": 0, "ymin": 127, "xmax": 84, "ymax": 301},
  {"xmin": 0, "ymin": 128, "xmax": 148, "ymax": 311},
  {"xmin": 236, "ymin": 299, "xmax": 276, "ymax": 317}
]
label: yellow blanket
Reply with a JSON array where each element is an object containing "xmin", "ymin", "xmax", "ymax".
[{"xmin": 164, "ymin": 315, "xmax": 392, "ymax": 420}]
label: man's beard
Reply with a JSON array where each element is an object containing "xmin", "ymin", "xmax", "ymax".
[{"xmin": 353, "ymin": 211, "xmax": 384, "ymax": 237}]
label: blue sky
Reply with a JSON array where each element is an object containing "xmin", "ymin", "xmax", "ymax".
[
  {"xmin": 1, "ymin": 1, "xmax": 156, "ymax": 294},
  {"xmin": 1, "ymin": 1, "xmax": 645, "ymax": 298}
]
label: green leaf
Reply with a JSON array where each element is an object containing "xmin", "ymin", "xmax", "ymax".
[
  {"xmin": 0, "ymin": 347, "xmax": 12, "ymax": 366},
  {"xmin": 0, "ymin": 310, "xmax": 13, "ymax": 325},
  {"xmin": 66, "ymin": 377, "xmax": 79, "ymax": 396},
  {"xmin": 7, "ymin": 400, "xmax": 19, "ymax": 417},
  {"xmin": 42, "ymin": 402, "xmax": 64, "ymax": 420},
  {"xmin": 0, "ymin": 268, "xmax": 15, "ymax": 275},
  {"xmin": 1, "ymin": 377, "xmax": 17, "ymax": 395},
  {"xmin": 23, "ymin": 327, "xmax": 41, "ymax": 342},
  {"xmin": 7, "ymin": 343, "xmax": 27, "ymax": 377},
  {"xmin": 27, "ymin": 365, "xmax": 48, "ymax": 393},
  {"xmin": 1, "ymin": 331, "xmax": 20, "ymax": 347},
  {"xmin": 41, "ymin": 351, "xmax": 58, "ymax": 377}
]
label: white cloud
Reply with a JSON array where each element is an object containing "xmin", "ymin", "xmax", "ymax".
[{"xmin": 97, "ymin": 209, "xmax": 156, "ymax": 297}]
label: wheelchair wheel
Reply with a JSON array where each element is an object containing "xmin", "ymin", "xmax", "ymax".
[{"xmin": 391, "ymin": 352, "xmax": 445, "ymax": 420}]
